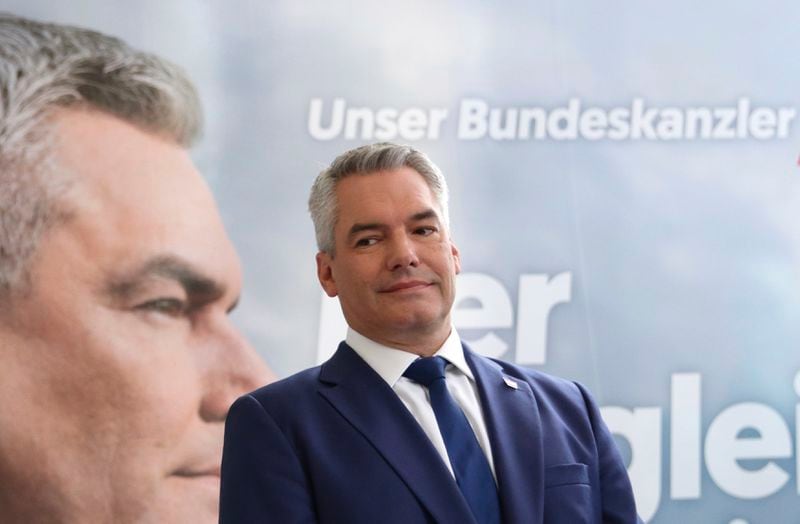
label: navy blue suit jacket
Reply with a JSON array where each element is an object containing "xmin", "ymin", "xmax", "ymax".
[{"xmin": 220, "ymin": 343, "xmax": 640, "ymax": 523}]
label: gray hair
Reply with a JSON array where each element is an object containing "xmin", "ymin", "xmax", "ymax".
[
  {"xmin": 0, "ymin": 13, "xmax": 202, "ymax": 295},
  {"xmin": 308, "ymin": 142, "xmax": 450, "ymax": 255}
]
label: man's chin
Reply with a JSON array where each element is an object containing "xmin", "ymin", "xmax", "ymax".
[
  {"xmin": 153, "ymin": 475, "xmax": 219, "ymax": 523},
  {"xmin": 385, "ymin": 308, "xmax": 446, "ymax": 330}
]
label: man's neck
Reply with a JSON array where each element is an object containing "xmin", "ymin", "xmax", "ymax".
[{"xmin": 353, "ymin": 325, "xmax": 452, "ymax": 357}]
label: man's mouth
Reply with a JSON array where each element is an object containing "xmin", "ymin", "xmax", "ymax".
[
  {"xmin": 172, "ymin": 465, "xmax": 221, "ymax": 480},
  {"xmin": 380, "ymin": 280, "xmax": 432, "ymax": 293},
  {"xmin": 171, "ymin": 465, "xmax": 221, "ymax": 494}
]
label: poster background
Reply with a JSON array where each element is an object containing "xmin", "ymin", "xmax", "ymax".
[{"xmin": 4, "ymin": 1, "xmax": 799, "ymax": 521}]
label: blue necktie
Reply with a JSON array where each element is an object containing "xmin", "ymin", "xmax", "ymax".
[{"xmin": 403, "ymin": 357, "xmax": 501, "ymax": 524}]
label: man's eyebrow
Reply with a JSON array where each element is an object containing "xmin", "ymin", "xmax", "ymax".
[
  {"xmin": 347, "ymin": 222, "xmax": 385, "ymax": 238},
  {"xmin": 346, "ymin": 209, "xmax": 441, "ymax": 239},
  {"xmin": 410, "ymin": 208, "xmax": 439, "ymax": 222},
  {"xmin": 106, "ymin": 255, "xmax": 225, "ymax": 301}
]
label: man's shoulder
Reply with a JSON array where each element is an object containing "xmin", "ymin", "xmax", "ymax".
[
  {"xmin": 493, "ymin": 357, "xmax": 577, "ymax": 390},
  {"xmin": 225, "ymin": 364, "xmax": 331, "ymax": 437},
  {"xmin": 246, "ymin": 364, "xmax": 323, "ymax": 404},
  {"xmin": 474, "ymin": 352, "xmax": 606, "ymax": 435},
  {"xmin": 469, "ymin": 349, "xmax": 592, "ymax": 409}
]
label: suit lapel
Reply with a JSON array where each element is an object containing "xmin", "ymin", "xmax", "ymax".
[
  {"xmin": 464, "ymin": 345, "xmax": 545, "ymax": 524},
  {"xmin": 318, "ymin": 343, "xmax": 477, "ymax": 524}
]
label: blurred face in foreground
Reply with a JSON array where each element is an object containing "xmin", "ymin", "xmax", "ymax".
[{"xmin": 0, "ymin": 109, "xmax": 274, "ymax": 523}]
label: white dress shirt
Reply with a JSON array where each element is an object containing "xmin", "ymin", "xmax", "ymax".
[{"xmin": 346, "ymin": 327, "xmax": 496, "ymax": 479}]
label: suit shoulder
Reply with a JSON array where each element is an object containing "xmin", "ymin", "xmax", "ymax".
[
  {"xmin": 482, "ymin": 356, "xmax": 612, "ymax": 443},
  {"xmin": 489, "ymin": 357, "xmax": 575, "ymax": 388},
  {"xmin": 243, "ymin": 365, "xmax": 322, "ymax": 410},
  {"xmin": 487, "ymin": 357, "xmax": 589, "ymax": 406}
]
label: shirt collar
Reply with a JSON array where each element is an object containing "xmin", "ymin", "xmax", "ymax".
[{"xmin": 346, "ymin": 327, "xmax": 472, "ymax": 387}]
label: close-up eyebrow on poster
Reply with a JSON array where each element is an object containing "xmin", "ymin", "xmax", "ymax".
[{"xmin": 0, "ymin": 2, "xmax": 797, "ymax": 523}]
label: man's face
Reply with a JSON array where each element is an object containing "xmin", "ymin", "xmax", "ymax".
[
  {"xmin": 0, "ymin": 109, "xmax": 274, "ymax": 523},
  {"xmin": 317, "ymin": 167, "xmax": 461, "ymax": 351}
]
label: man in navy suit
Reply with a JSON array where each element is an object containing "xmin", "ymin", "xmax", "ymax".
[{"xmin": 220, "ymin": 143, "xmax": 641, "ymax": 523}]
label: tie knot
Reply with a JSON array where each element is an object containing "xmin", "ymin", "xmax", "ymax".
[{"xmin": 403, "ymin": 356, "xmax": 448, "ymax": 387}]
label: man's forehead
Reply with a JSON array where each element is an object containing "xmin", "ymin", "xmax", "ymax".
[
  {"xmin": 349, "ymin": 206, "xmax": 440, "ymax": 226},
  {"xmin": 336, "ymin": 169, "xmax": 438, "ymax": 210},
  {"xmin": 52, "ymin": 109, "xmax": 200, "ymax": 196},
  {"xmin": 30, "ymin": 110, "xmax": 245, "ymax": 309}
]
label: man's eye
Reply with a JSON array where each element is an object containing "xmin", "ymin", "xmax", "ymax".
[
  {"xmin": 354, "ymin": 237, "xmax": 378, "ymax": 247},
  {"xmin": 136, "ymin": 298, "xmax": 186, "ymax": 317},
  {"xmin": 415, "ymin": 226, "xmax": 437, "ymax": 236}
]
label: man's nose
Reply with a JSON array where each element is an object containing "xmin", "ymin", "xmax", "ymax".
[
  {"xmin": 199, "ymin": 317, "xmax": 276, "ymax": 422},
  {"xmin": 386, "ymin": 233, "xmax": 420, "ymax": 271}
]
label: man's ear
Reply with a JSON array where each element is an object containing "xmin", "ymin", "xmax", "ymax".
[
  {"xmin": 450, "ymin": 241, "xmax": 461, "ymax": 274},
  {"xmin": 316, "ymin": 252, "xmax": 338, "ymax": 297}
]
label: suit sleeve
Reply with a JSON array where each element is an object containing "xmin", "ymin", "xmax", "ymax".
[
  {"xmin": 219, "ymin": 394, "xmax": 317, "ymax": 524},
  {"xmin": 574, "ymin": 382, "xmax": 644, "ymax": 524}
]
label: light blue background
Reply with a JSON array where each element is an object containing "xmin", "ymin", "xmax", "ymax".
[{"xmin": 5, "ymin": 2, "xmax": 799, "ymax": 521}]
